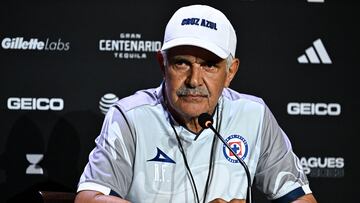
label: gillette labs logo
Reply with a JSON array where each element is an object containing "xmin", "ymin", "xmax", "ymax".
[{"xmin": 1, "ymin": 37, "xmax": 70, "ymax": 51}]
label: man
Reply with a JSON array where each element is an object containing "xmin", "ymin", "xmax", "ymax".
[{"xmin": 75, "ymin": 4, "xmax": 317, "ymax": 203}]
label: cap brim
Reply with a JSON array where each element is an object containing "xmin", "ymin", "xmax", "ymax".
[{"xmin": 161, "ymin": 37, "xmax": 229, "ymax": 59}]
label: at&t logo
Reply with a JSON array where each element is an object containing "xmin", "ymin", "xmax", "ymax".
[{"xmin": 99, "ymin": 93, "xmax": 119, "ymax": 115}]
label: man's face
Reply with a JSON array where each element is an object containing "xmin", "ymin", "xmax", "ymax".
[{"xmin": 162, "ymin": 46, "xmax": 238, "ymax": 123}]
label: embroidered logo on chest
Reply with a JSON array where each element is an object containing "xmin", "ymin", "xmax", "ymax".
[
  {"xmin": 147, "ymin": 147, "xmax": 175, "ymax": 183},
  {"xmin": 147, "ymin": 147, "xmax": 176, "ymax": 164},
  {"xmin": 223, "ymin": 134, "xmax": 249, "ymax": 163}
]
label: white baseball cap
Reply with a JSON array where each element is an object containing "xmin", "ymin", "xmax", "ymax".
[{"xmin": 161, "ymin": 4, "xmax": 237, "ymax": 59}]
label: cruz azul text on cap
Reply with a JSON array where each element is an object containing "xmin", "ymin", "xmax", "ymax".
[{"xmin": 181, "ymin": 18, "xmax": 218, "ymax": 30}]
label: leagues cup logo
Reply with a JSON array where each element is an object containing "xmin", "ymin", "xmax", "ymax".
[{"xmin": 223, "ymin": 134, "xmax": 248, "ymax": 163}]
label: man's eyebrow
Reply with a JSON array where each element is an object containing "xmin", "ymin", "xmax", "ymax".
[
  {"xmin": 169, "ymin": 55, "xmax": 192, "ymax": 62},
  {"xmin": 171, "ymin": 55, "xmax": 190, "ymax": 59},
  {"xmin": 168, "ymin": 54, "xmax": 223, "ymax": 65}
]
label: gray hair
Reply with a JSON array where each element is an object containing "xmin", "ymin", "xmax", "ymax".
[{"xmin": 225, "ymin": 54, "xmax": 234, "ymax": 72}]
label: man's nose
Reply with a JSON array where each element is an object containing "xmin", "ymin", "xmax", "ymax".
[{"xmin": 187, "ymin": 64, "xmax": 203, "ymax": 87}]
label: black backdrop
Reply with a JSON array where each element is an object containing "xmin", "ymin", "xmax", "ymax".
[{"xmin": 1, "ymin": 0, "xmax": 359, "ymax": 202}]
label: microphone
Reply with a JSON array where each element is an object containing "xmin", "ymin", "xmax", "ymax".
[{"xmin": 198, "ymin": 113, "xmax": 252, "ymax": 203}]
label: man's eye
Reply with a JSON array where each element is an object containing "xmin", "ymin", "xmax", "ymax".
[
  {"xmin": 202, "ymin": 62, "xmax": 218, "ymax": 71},
  {"xmin": 173, "ymin": 59, "xmax": 190, "ymax": 69},
  {"xmin": 175, "ymin": 61, "xmax": 187, "ymax": 66},
  {"xmin": 204, "ymin": 63, "xmax": 215, "ymax": 68}
]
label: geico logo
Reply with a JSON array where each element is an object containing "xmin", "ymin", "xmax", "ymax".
[
  {"xmin": 300, "ymin": 157, "xmax": 344, "ymax": 169},
  {"xmin": 1, "ymin": 37, "xmax": 70, "ymax": 51},
  {"xmin": 7, "ymin": 97, "xmax": 64, "ymax": 111},
  {"xmin": 287, "ymin": 102, "xmax": 341, "ymax": 116}
]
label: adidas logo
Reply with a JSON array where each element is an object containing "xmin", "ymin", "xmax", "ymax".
[{"xmin": 297, "ymin": 38, "xmax": 332, "ymax": 64}]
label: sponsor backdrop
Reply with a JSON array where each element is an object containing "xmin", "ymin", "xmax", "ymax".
[{"xmin": 0, "ymin": 0, "xmax": 358, "ymax": 202}]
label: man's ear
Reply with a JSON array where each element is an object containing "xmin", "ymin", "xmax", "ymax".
[
  {"xmin": 156, "ymin": 51, "xmax": 165, "ymax": 74},
  {"xmin": 224, "ymin": 58, "xmax": 240, "ymax": 87}
]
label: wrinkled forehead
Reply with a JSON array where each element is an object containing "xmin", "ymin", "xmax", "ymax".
[{"xmin": 165, "ymin": 45, "xmax": 223, "ymax": 62}]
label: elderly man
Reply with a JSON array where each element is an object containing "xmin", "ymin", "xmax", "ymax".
[{"xmin": 75, "ymin": 4, "xmax": 317, "ymax": 203}]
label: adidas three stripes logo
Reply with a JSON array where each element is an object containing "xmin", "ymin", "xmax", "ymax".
[{"xmin": 297, "ymin": 38, "xmax": 332, "ymax": 64}]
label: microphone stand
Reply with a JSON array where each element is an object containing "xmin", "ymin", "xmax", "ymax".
[{"xmin": 208, "ymin": 124, "xmax": 252, "ymax": 203}]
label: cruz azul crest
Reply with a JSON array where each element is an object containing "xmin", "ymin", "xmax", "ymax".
[{"xmin": 223, "ymin": 134, "xmax": 248, "ymax": 163}]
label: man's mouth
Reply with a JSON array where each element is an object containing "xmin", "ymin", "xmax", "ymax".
[
  {"xmin": 179, "ymin": 93, "xmax": 208, "ymax": 97},
  {"xmin": 179, "ymin": 94, "xmax": 207, "ymax": 102}
]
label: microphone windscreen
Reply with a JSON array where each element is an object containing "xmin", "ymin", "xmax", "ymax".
[{"xmin": 198, "ymin": 113, "xmax": 213, "ymax": 128}]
